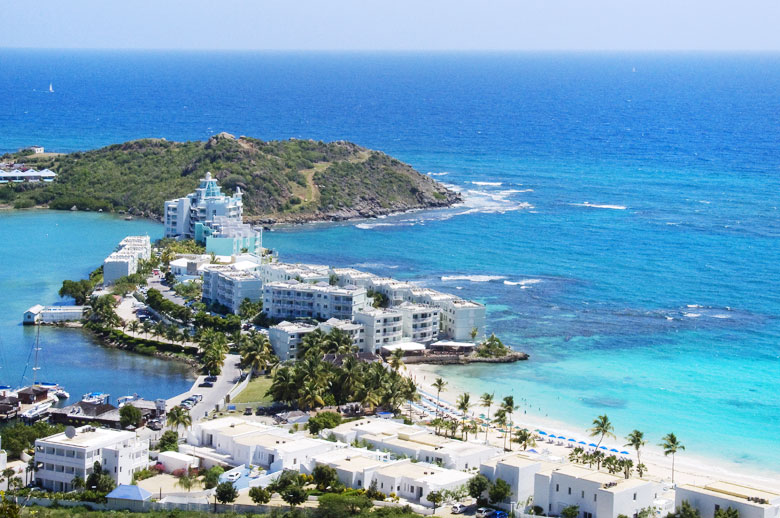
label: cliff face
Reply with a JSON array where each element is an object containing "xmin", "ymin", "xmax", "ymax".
[{"xmin": 10, "ymin": 133, "xmax": 460, "ymax": 223}]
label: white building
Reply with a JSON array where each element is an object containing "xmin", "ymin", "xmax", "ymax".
[
  {"xmin": 308, "ymin": 447, "xmax": 391, "ymax": 489},
  {"xmin": 398, "ymin": 302, "xmax": 440, "ymax": 344},
  {"xmin": 439, "ymin": 298, "xmax": 486, "ymax": 341},
  {"xmin": 201, "ymin": 257, "xmax": 264, "ymax": 314},
  {"xmin": 330, "ymin": 268, "xmax": 379, "ymax": 288},
  {"xmin": 268, "ymin": 321, "xmax": 318, "ymax": 361},
  {"xmin": 676, "ymin": 482, "xmax": 780, "ymax": 518},
  {"xmin": 262, "ymin": 280, "xmax": 368, "ymax": 321},
  {"xmin": 318, "ymin": 318, "xmax": 366, "ymax": 350},
  {"xmin": 261, "ymin": 262, "xmax": 330, "ymax": 285},
  {"xmin": 158, "ymin": 451, "xmax": 200, "ymax": 474},
  {"xmin": 372, "ymin": 459, "xmax": 472, "ymax": 507},
  {"xmin": 164, "ymin": 172, "xmax": 243, "ymax": 239},
  {"xmin": 534, "ymin": 465, "xmax": 657, "ymax": 518},
  {"xmin": 354, "ymin": 308, "xmax": 403, "ymax": 353},
  {"xmin": 102, "ymin": 236, "xmax": 151, "ymax": 285},
  {"xmin": 368, "ymin": 278, "xmax": 417, "ymax": 306},
  {"xmin": 34, "ymin": 426, "xmax": 149, "ymax": 491},
  {"xmin": 24, "ymin": 305, "xmax": 86, "ymax": 324},
  {"xmin": 480, "ymin": 454, "xmax": 555, "ymax": 510}
]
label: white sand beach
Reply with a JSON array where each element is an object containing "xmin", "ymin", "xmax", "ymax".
[{"xmin": 404, "ymin": 363, "xmax": 780, "ymax": 493}]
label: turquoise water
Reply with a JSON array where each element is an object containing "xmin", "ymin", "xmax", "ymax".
[
  {"xmin": 1, "ymin": 50, "xmax": 779, "ymax": 472},
  {"xmin": 0, "ymin": 210, "xmax": 195, "ymax": 402}
]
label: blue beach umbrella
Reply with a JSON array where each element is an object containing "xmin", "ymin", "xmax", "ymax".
[
  {"xmin": 568, "ymin": 439, "xmax": 576, "ymax": 442},
  {"xmin": 579, "ymin": 441, "xmax": 587, "ymax": 445},
  {"xmin": 589, "ymin": 443, "xmax": 598, "ymax": 447},
  {"xmin": 558, "ymin": 436, "xmax": 567, "ymax": 440},
  {"xmin": 549, "ymin": 434, "xmax": 557, "ymax": 439},
  {"xmin": 620, "ymin": 451, "xmax": 630, "ymax": 455},
  {"xmin": 610, "ymin": 448, "xmax": 619, "ymax": 452},
  {"xmin": 528, "ymin": 449, "xmax": 538, "ymax": 454},
  {"xmin": 599, "ymin": 446, "xmax": 608, "ymax": 450},
  {"xmin": 538, "ymin": 431, "xmax": 547, "ymax": 436}
]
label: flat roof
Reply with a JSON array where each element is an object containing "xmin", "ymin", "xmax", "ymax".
[
  {"xmin": 329, "ymin": 454, "xmax": 384, "ymax": 471},
  {"xmin": 679, "ymin": 482, "xmax": 780, "ymax": 506},
  {"xmin": 216, "ymin": 423, "xmax": 269, "ymax": 437},
  {"xmin": 39, "ymin": 427, "xmax": 134, "ymax": 448}
]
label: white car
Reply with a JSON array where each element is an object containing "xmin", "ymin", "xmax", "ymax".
[
  {"xmin": 452, "ymin": 503, "xmax": 467, "ymax": 514},
  {"xmin": 225, "ymin": 472, "xmax": 241, "ymax": 482}
]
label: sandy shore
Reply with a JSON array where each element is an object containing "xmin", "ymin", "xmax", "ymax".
[{"xmin": 403, "ymin": 363, "xmax": 780, "ymax": 493}]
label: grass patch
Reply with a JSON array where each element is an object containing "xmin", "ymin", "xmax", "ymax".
[{"xmin": 231, "ymin": 375, "xmax": 273, "ymax": 404}]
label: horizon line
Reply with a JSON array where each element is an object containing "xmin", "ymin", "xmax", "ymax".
[{"xmin": 3, "ymin": 47, "xmax": 780, "ymax": 54}]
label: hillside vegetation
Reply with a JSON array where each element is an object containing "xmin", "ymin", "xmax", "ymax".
[{"xmin": 2, "ymin": 133, "xmax": 460, "ymax": 222}]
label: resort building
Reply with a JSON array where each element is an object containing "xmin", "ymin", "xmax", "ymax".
[
  {"xmin": 480, "ymin": 454, "xmax": 556, "ymax": 510},
  {"xmin": 368, "ymin": 278, "xmax": 417, "ymax": 306},
  {"xmin": 398, "ymin": 302, "xmax": 440, "ymax": 344},
  {"xmin": 103, "ymin": 235, "xmax": 152, "ymax": 285},
  {"xmin": 260, "ymin": 262, "xmax": 330, "ymax": 285},
  {"xmin": 23, "ymin": 305, "xmax": 86, "ymax": 325},
  {"xmin": 34, "ymin": 426, "xmax": 149, "ymax": 491},
  {"xmin": 534, "ymin": 465, "xmax": 657, "ymax": 518},
  {"xmin": 675, "ymin": 482, "xmax": 780, "ymax": 518},
  {"xmin": 372, "ymin": 459, "xmax": 472, "ymax": 508},
  {"xmin": 354, "ymin": 308, "xmax": 403, "ymax": 352},
  {"xmin": 268, "ymin": 321, "xmax": 318, "ymax": 361},
  {"xmin": 308, "ymin": 448, "xmax": 391, "ymax": 489},
  {"xmin": 262, "ymin": 280, "xmax": 368, "ymax": 321},
  {"xmin": 318, "ymin": 318, "xmax": 366, "ymax": 350},
  {"xmin": 0, "ymin": 168, "xmax": 56, "ymax": 183},
  {"xmin": 201, "ymin": 256, "xmax": 264, "ymax": 313},
  {"xmin": 163, "ymin": 172, "xmax": 261, "ymax": 255},
  {"xmin": 330, "ymin": 267, "xmax": 379, "ymax": 288}
]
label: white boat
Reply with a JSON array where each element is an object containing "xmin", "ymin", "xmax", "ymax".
[
  {"xmin": 117, "ymin": 394, "xmax": 140, "ymax": 407},
  {"xmin": 53, "ymin": 388, "xmax": 70, "ymax": 400},
  {"xmin": 21, "ymin": 401, "xmax": 52, "ymax": 421},
  {"xmin": 82, "ymin": 392, "xmax": 110, "ymax": 404},
  {"xmin": 48, "ymin": 83, "xmax": 54, "ymax": 93}
]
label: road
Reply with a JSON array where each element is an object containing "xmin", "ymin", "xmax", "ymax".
[
  {"xmin": 147, "ymin": 275, "xmax": 188, "ymax": 306},
  {"xmin": 166, "ymin": 353, "xmax": 243, "ymax": 421}
]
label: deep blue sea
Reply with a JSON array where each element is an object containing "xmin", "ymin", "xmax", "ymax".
[{"xmin": 1, "ymin": 50, "xmax": 778, "ymax": 474}]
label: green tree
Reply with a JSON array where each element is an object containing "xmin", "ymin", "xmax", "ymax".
[
  {"xmin": 317, "ymin": 493, "xmax": 373, "ymax": 517},
  {"xmin": 157, "ymin": 430, "xmax": 179, "ymax": 452},
  {"xmin": 467, "ymin": 474, "xmax": 490, "ymax": 502},
  {"xmin": 307, "ymin": 411, "xmax": 343, "ymax": 435},
  {"xmin": 714, "ymin": 507, "xmax": 739, "ymax": 518},
  {"xmin": 312, "ymin": 464, "xmax": 339, "ymax": 491},
  {"xmin": 426, "ymin": 490, "xmax": 444, "ymax": 514},
  {"xmin": 489, "ymin": 478, "xmax": 512, "ymax": 505},
  {"xmin": 119, "ymin": 404, "xmax": 142, "ymax": 428},
  {"xmin": 215, "ymin": 481, "xmax": 238, "ymax": 504},
  {"xmin": 667, "ymin": 500, "xmax": 701, "ymax": 518},
  {"xmin": 562, "ymin": 506, "xmax": 580, "ymax": 518},
  {"xmin": 249, "ymin": 486, "xmax": 271, "ymax": 505},
  {"xmin": 0, "ymin": 492, "xmax": 20, "ymax": 518},
  {"xmin": 59, "ymin": 279, "xmax": 94, "ymax": 305},
  {"xmin": 203, "ymin": 466, "xmax": 225, "ymax": 489},
  {"xmin": 456, "ymin": 392, "xmax": 472, "ymax": 440},
  {"xmin": 166, "ymin": 406, "xmax": 192, "ymax": 430},
  {"xmin": 480, "ymin": 392, "xmax": 494, "ymax": 443},
  {"xmin": 282, "ymin": 485, "xmax": 308, "ymax": 509},
  {"xmin": 513, "ymin": 428, "xmax": 536, "ymax": 451},
  {"xmin": 589, "ymin": 414, "xmax": 616, "ymax": 447},
  {"xmin": 501, "ymin": 396, "xmax": 517, "ymax": 449},
  {"xmin": 660, "ymin": 432, "xmax": 685, "ymax": 483},
  {"xmin": 432, "ymin": 377, "xmax": 447, "ymax": 431},
  {"xmin": 176, "ymin": 472, "xmax": 197, "ymax": 492},
  {"xmin": 625, "ymin": 429, "xmax": 646, "ymax": 468},
  {"xmin": 389, "ymin": 349, "xmax": 405, "ymax": 372}
]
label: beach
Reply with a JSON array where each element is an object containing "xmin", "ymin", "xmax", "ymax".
[{"xmin": 405, "ymin": 363, "xmax": 780, "ymax": 493}]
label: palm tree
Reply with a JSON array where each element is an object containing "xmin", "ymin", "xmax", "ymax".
[
  {"xmin": 502, "ymin": 396, "xmax": 517, "ymax": 450},
  {"xmin": 177, "ymin": 472, "xmax": 197, "ymax": 492},
  {"xmin": 625, "ymin": 429, "xmax": 646, "ymax": 469},
  {"xmin": 456, "ymin": 393, "xmax": 472, "ymax": 440},
  {"xmin": 493, "ymin": 409, "xmax": 508, "ymax": 450},
  {"xmin": 128, "ymin": 320, "xmax": 140, "ymax": 336},
  {"xmin": 589, "ymin": 414, "xmax": 615, "ymax": 447},
  {"xmin": 513, "ymin": 428, "xmax": 536, "ymax": 451},
  {"xmin": 388, "ymin": 349, "xmax": 405, "ymax": 372},
  {"xmin": 432, "ymin": 377, "xmax": 447, "ymax": 432},
  {"xmin": 660, "ymin": 433, "xmax": 685, "ymax": 483},
  {"xmin": 403, "ymin": 378, "xmax": 420, "ymax": 422},
  {"xmin": 298, "ymin": 378, "xmax": 326, "ymax": 410},
  {"xmin": 166, "ymin": 406, "xmax": 192, "ymax": 430},
  {"xmin": 142, "ymin": 320, "xmax": 152, "ymax": 339},
  {"xmin": 480, "ymin": 392, "xmax": 494, "ymax": 443}
]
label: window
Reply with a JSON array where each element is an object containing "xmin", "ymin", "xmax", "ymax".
[
  {"xmin": 556, "ymin": 484, "xmax": 559, "ymax": 492},
  {"xmin": 582, "ymin": 491, "xmax": 585, "ymax": 498},
  {"xmin": 633, "ymin": 493, "xmax": 637, "ymax": 501},
  {"xmin": 594, "ymin": 494, "xmax": 597, "ymax": 502},
  {"xmin": 568, "ymin": 488, "xmax": 572, "ymax": 495}
]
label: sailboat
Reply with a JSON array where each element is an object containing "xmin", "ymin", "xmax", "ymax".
[
  {"xmin": 48, "ymin": 83, "xmax": 54, "ymax": 93},
  {"xmin": 16, "ymin": 327, "xmax": 66, "ymax": 421}
]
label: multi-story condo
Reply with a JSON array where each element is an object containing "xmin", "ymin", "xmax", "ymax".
[
  {"xmin": 268, "ymin": 321, "xmax": 318, "ymax": 360},
  {"xmin": 260, "ymin": 262, "xmax": 330, "ymax": 285},
  {"xmin": 164, "ymin": 172, "xmax": 260, "ymax": 255},
  {"xmin": 201, "ymin": 263, "xmax": 262, "ymax": 314},
  {"xmin": 34, "ymin": 425, "xmax": 149, "ymax": 491},
  {"xmin": 330, "ymin": 267, "xmax": 379, "ymax": 288},
  {"xmin": 439, "ymin": 298, "xmax": 486, "ymax": 342},
  {"xmin": 398, "ymin": 302, "xmax": 440, "ymax": 344},
  {"xmin": 367, "ymin": 278, "xmax": 416, "ymax": 306},
  {"xmin": 354, "ymin": 308, "xmax": 403, "ymax": 352},
  {"xmin": 262, "ymin": 280, "xmax": 368, "ymax": 321},
  {"xmin": 317, "ymin": 318, "xmax": 366, "ymax": 351},
  {"xmin": 102, "ymin": 235, "xmax": 152, "ymax": 285},
  {"xmin": 676, "ymin": 482, "xmax": 780, "ymax": 518},
  {"xmin": 534, "ymin": 465, "xmax": 657, "ymax": 518}
]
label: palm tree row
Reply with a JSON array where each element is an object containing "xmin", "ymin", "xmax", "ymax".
[
  {"xmin": 569, "ymin": 447, "xmax": 638, "ymax": 478},
  {"xmin": 238, "ymin": 330, "xmax": 278, "ymax": 377},
  {"xmin": 267, "ymin": 329, "xmax": 417, "ymax": 412},
  {"xmin": 199, "ymin": 328, "xmax": 229, "ymax": 375}
]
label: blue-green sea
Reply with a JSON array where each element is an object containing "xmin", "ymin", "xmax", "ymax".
[
  {"xmin": 1, "ymin": 50, "xmax": 778, "ymax": 474},
  {"xmin": 0, "ymin": 210, "xmax": 195, "ymax": 402}
]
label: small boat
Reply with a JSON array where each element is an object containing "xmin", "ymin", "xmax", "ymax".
[
  {"xmin": 53, "ymin": 388, "xmax": 70, "ymax": 400},
  {"xmin": 22, "ymin": 401, "xmax": 52, "ymax": 421},
  {"xmin": 82, "ymin": 392, "xmax": 110, "ymax": 404},
  {"xmin": 117, "ymin": 394, "xmax": 140, "ymax": 407},
  {"xmin": 124, "ymin": 215, "xmax": 134, "ymax": 221},
  {"xmin": 48, "ymin": 83, "xmax": 54, "ymax": 93}
]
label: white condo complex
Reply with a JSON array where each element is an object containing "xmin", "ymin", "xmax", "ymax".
[
  {"xmin": 164, "ymin": 172, "xmax": 261, "ymax": 255},
  {"xmin": 34, "ymin": 426, "xmax": 149, "ymax": 491},
  {"xmin": 103, "ymin": 235, "xmax": 151, "ymax": 285}
]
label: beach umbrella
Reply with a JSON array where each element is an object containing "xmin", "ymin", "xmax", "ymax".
[
  {"xmin": 549, "ymin": 434, "xmax": 557, "ymax": 439},
  {"xmin": 538, "ymin": 431, "xmax": 547, "ymax": 436},
  {"xmin": 620, "ymin": 451, "xmax": 630, "ymax": 455},
  {"xmin": 558, "ymin": 436, "xmax": 567, "ymax": 440},
  {"xmin": 568, "ymin": 438, "xmax": 576, "ymax": 442},
  {"xmin": 528, "ymin": 449, "xmax": 538, "ymax": 454},
  {"xmin": 579, "ymin": 441, "xmax": 587, "ymax": 445},
  {"xmin": 610, "ymin": 448, "xmax": 619, "ymax": 452},
  {"xmin": 589, "ymin": 443, "xmax": 598, "ymax": 447},
  {"xmin": 599, "ymin": 446, "xmax": 608, "ymax": 450}
]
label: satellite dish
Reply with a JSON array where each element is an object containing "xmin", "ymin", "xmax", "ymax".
[{"xmin": 65, "ymin": 426, "xmax": 76, "ymax": 439}]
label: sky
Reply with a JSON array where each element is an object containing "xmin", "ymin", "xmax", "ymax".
[{"xmin": 2, "ymin": 0, "xmax": 780, "ymax": 52}]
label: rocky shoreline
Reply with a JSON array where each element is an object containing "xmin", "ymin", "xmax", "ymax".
[{"xmin": 404, "ymin": 351, "xmax": 529, "ymax": 365}]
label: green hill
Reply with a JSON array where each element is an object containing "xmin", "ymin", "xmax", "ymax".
[{"xmin": 2, "ymin": 133, "xmax": 460, "ymax": 223}]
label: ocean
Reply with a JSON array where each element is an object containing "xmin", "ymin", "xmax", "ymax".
[{"xmin": 0, "ymin": 50, "xmax": 778, "ymax": 472}]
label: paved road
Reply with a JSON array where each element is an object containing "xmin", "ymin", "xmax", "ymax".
[
  {"xmin": 147, "ymin": 275, "xmax": 188, "ymax": 306},
  {"xmin": 166, "ymin": 353, "xmax": 243, "ymax": 421}
]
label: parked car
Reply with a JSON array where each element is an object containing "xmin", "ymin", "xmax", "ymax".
[
  {"xmin": 452, "ymin": 503, "xmax": 467, "ymax": 514},
  {"xmin": 226, "ymin": 472, "xmax": 241, "ymax": 482},
  {"xmin": 244, "ymin": 407, "xmax": 253, "ymax": 415},
  {"xmin": 493, "ymin": 512, "xmax": 508, "ymax": 518},
  {"xmin": 147, "ymin": 420, "xmax": 162, "ymax": 431},
  {"xmin": 198, "ymin": 381, "xmax": 214, "ymax": 388},
  {"xmin": 191, "ymin": 394, "xmax": 203, "ymax": 402},
  {"xmin": 476, "ymin": 508, "xmax": 495, "ymax": 518},
  {"xmin": 205, "ymin": 375, "xmax": 218, "ymax": 382}
]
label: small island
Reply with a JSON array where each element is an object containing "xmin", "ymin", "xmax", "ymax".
[{"xmin": 0, "ymin": 133, "xmax": 461, "ymax": 223}]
